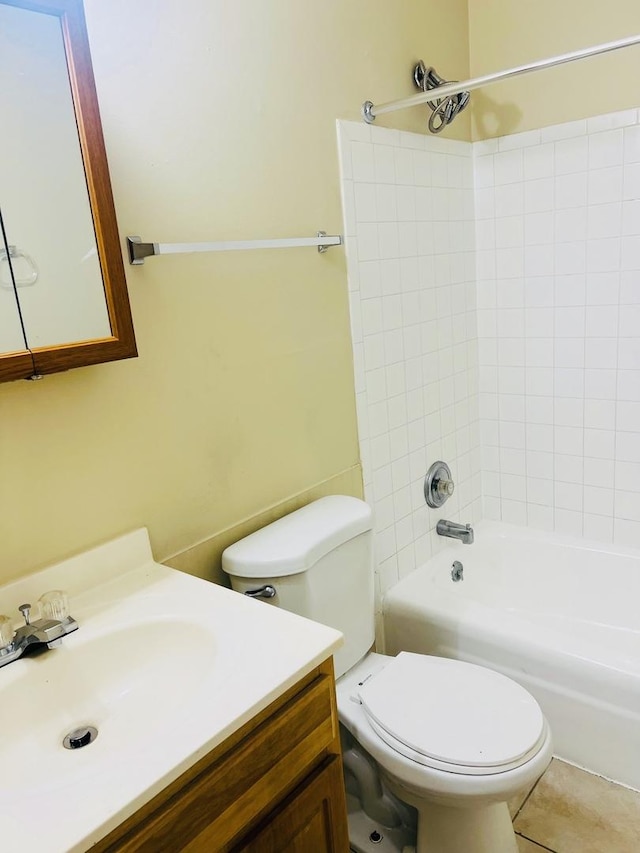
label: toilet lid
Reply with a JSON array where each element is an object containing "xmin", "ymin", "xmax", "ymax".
[{"xmin": 358, "ymin": 653, "xmax": 545, "ymax": 772}]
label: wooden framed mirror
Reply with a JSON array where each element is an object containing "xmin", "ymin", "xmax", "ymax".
[{"xmin": 0, "ymin": 0, "xmax": 136, "ymax": 383}]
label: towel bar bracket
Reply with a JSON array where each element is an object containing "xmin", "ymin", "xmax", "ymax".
[{"xmin": 127, "ymin": 236, "xmax": 157, "ymax": 265}]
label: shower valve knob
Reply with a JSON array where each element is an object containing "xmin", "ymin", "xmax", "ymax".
[
  {"xmin": 424, "ymin": 461, "xmax": 455, "ymax": 508},
  {"xmin": 437, "ymin": 479, "xmax": 455, "ymax": 497}
]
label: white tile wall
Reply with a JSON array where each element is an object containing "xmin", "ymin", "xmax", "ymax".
[
  {"xmin": 476, "ymin": 108, "xmax": 640, "ymax": 546},
  {"xmin": 338, "ymin": 108, "xmax": 640, "ymax": 604},
  {"xmin": 337, "ymin": 121, "xmax": 482, "ymax": 611}
]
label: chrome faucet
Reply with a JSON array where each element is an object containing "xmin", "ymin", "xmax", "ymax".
[
  {"xmin": 436, "ymin": 519, "xmax": 474, "ymax": 545},
  {"xmin": 0, "ymin": 593, "xmax": 77, "ymax": 670}
]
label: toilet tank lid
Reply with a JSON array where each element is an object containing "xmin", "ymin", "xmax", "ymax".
[{"xmin": 222, "ymin": 495, "xmax": 372, "ymax": 578}]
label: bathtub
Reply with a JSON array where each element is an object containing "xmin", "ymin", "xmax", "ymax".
[{"xmin": 383, "ymin": 520, "xmax": 640, "ymax": 791}]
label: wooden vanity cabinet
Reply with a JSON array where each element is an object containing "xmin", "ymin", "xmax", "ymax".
[{"xmin": 92, "ymin": 658, "xmax": 349, "ymax": 853}]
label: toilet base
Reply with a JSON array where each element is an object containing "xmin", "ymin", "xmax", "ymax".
[
  {"xmin": 346, "ymin": 794, "xmax": 416, "ymax": 853},
  {"xmin": 417, "ymin": 801, "xmax": 517, "ymax": 853},
  {"xmin": 384, "ymin": 780, "xmax": 518, "ymax": 853}
]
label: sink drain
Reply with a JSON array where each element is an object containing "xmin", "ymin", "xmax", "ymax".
[{"xmin": 63, "ymin": 726, "xmax": 98, "ymax": 750}]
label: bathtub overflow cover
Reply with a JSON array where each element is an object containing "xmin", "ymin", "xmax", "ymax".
[
  {"xmin": 451, "ymin": 560, "xmax": 464, "ymax": 582},
  {"xmin": 63, "ymin": 726, "xmax": 98, "ymax": 750}
]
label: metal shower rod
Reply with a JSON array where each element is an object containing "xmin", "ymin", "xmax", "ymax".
[{"xmin": 362, "ymin": 33, "xmax": 640, "ymax": 123}]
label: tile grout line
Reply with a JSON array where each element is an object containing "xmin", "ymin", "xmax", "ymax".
[
  {"xmin": 513, "ymin": 769, "xmax": 546, "ymax": 821},
  {"xmin": 515, "ymin": 831, "xmax": 558, "ymax": 853}
]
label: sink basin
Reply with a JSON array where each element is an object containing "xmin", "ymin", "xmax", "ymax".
[
  {"xmin": 0, "ymin": 619, "xmax": 216, "ymax": 794},
  {"xmin": 0, "ymin": 528, "xmax": 342, "ymax": 852}
]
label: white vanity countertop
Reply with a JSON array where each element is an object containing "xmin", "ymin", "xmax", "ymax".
[{"xmin": 0, "ymin": 529, "xmax": 343, "ymax": 853}]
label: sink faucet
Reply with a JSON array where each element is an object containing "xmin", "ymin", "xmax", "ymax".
[
  {"xmin": 0, "ymin": 595, "xmax": 78, "ymax": 670},
  {"xmin": 436, "ymin": 519, "xmax": 474, "ymax": 545}
]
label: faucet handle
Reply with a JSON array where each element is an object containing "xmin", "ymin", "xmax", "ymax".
[
  {"xmin": 424, "ymin": 461, "xmax": 455, "ymax": 508},
  {"xmin": 437, "ymin": 478, "xmax": 455, "ymax": 497},
  {"xmin": 39, "ymin": 590, "xmax": 69, "ymax": 621},
  {"xmin": 18, "ymin": 603, "xmax": 31, "ymax": 625},
  {"xmin": 0, "ymin": 616, "xmax": 14, "ymax": 650}
]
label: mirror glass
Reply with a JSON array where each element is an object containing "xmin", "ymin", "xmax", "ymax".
[
  {"xmin": 0, "ymin": 207, "xmax": 28, "ymax": 353},
  {"xmin": 0, "ymin": 1, "xmax": 111, "ymax": 354},
  {"xmin": 0, "ymin": 0, "xmax": 136, "ymax": 383}
]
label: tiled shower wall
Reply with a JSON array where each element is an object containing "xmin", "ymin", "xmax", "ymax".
[
  {"xmin": 336, "ymin": 121, "xmax": 482, "ymax": 609},
  {"xmin": 338, "ymin": 108, "xmax": 640, "ymax": 599},
  {"xmin": 476, "ymin": 110, "xmax": 640, "ymax": 546}
]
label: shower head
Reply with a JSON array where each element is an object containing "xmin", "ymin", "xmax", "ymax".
[{"xmin": 414, "ymin": 61, "xmax": 470, "ymax": 133}]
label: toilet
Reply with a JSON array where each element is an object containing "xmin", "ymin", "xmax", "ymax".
[{"xmin": 222, "ymin": 496, "xmax": 552, "ymax": 853}]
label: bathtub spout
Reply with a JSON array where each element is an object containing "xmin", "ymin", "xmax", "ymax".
[{"xmin": 437, "ymin": 519, "xmax": 474, "ymax": 544}]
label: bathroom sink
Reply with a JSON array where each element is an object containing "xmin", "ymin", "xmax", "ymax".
[
  {"xmin": 0, "ymin": 528, "xmax": 342, "ymax": 852},
  {"xmin": 0, "ymin": 619, "xmax": 216, "ymax": 794}
]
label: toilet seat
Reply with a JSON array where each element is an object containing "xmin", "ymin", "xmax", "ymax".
[{"xmin": 358, "ymin": 652, "xmax": 547, "ymax": 776}]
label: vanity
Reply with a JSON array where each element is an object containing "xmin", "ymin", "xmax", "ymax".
[
  {"xmin": 0, "ymin": 530, "xmax": 348, "ymax": 852},
  {"xmin": 93, "ymin": 659, "xmax": 346, "ymax": 852}
]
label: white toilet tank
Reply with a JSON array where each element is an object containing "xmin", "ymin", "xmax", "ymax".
[{"xmin": 222, "ymin": 495, "xmax": 374, "ymax": 677}]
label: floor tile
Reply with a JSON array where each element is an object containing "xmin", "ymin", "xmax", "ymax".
[
  {"xmin": 509, "ymin": 779, "xmax": 539, "ymax": 818},
  {"xmin": 514, "ymin": 758, "xmax": 640, "ymax": 853},
  {"xmin": 517, "ymin": 836, "xmax": 554, "ymax": 853}
]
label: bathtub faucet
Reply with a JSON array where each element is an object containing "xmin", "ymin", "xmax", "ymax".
[{"xmin": 436, "ymin": 519, "xmax": 474, "ymax": 545}]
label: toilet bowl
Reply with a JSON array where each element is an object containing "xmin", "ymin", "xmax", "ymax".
[
  {"xmin": 222, "ymin": 496, "xmax": 552, "ymax": 853},
  {"xmin": 338, "ymin": 651, "xmax": 552, "ymax": 853}
]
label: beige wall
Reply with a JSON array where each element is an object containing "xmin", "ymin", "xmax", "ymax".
[
  {"xmin": 0, "ymin": 0, "xmax": 470, "ymax": 584},
  {"xmin": 469, "ymin": 0, "xmax": 640, "ymax": 139}
]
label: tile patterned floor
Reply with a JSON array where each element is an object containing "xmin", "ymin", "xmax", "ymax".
[
  {"xmin": 513, "ymin": 758, "xmax": 640, "ymax": 852},
  {"xmin": 517, "ymin": 839, "xmax": 552, "ymax": 853}
]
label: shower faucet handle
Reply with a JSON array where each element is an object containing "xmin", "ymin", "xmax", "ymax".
[
  {"xmin": 437, "ymin": 478, "xmax": 455, "ymax": 497},
  {"xmin": 424, "ymin": 461, "xmax": 455, "ymax": 508}
]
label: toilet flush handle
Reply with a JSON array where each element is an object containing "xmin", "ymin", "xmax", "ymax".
[{"xmin": 243, "ymin": 585, "xmax": 277, "ymax": 599}]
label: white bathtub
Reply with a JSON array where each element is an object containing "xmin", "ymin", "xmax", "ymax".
[{"xmin": 383, "ymin": 520, "xmax": 640, "ymax": 790}]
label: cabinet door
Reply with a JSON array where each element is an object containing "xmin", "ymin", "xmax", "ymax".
[{"xmin": 234, "ymin": 757, "xmax": 349, "ymax": 853}]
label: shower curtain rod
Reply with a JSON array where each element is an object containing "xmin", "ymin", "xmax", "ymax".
[{"xmin": 362, "ymin": 34, "xmax": 640, "ymax": 124}]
